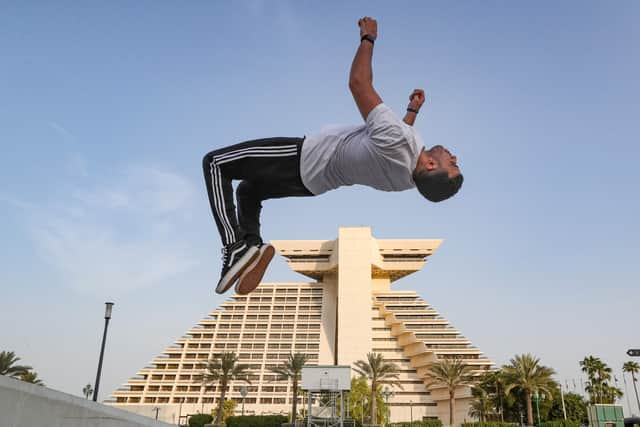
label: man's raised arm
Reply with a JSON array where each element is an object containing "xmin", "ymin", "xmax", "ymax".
[
  {"xmin": 403, "ymin": 89, "xmax": 425, "ymax": 126},
  {"xmin": 349, "ymin": 16, "xmax": 383, "ymax": 121}
]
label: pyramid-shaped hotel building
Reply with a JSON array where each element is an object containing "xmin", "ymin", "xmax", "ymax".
[{"xmin": 107, "ymin": 227, "xmax": 492, "ymax": 424}]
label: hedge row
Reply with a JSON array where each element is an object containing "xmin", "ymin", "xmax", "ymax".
[
  {"xmin": 225, "ymin": 415, "xmax": 288, "ymax": 427},
  {"xmin": 461, "ymin": 422, "xmax": 519, "ymax": 427},
  {"xmin": 389, "ymin": 420, "xmax": 443, "ymax": 427},
  {"xmin": 539, "ymin": 421, "xmax": 581, "ymax": 427}
]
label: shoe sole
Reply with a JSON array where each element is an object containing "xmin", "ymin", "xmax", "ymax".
[
  {"xmin": 215, "ymin": 247, "xmax": 260, "ymax": 294},
  {"xmin": 235, "ymin": 244, "xmax": 275, "ymax": 295}
]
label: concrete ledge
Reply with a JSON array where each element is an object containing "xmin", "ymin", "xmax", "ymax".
[{"xmin": 0, "ymin": 375, "xmax": 173, "ymax": 427}]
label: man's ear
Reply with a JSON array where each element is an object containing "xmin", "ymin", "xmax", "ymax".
[
  {"xmin": 424, "ymin": 156, "xmax": 438, "ymax": 171},
  {"xmin": 417, "ymin": 150, "xmax": 438, "ymax": 172}
]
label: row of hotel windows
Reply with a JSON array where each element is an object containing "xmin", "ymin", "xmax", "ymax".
[
  {"xmin": 376, "ymin": 297, "xmax": 422, "ymax": 302},
  {"xmin": 371, "ymin": 315, "xmax": 438, "ymax": 321},
  {"xmin": 235, "ymin": 287, "xmax": 324, "ymax": 296},
  {"xmin": 117, "ymin": 397, "xmax": 439, "ymax": 406},
  {"xmin": 215, "ymin": 323, "xmax": 321, "ymax": 330},
  {"xmin": 228, "ymin": 296, "xmax": 323, "ymax": 303},
  {"xmin": 374, "ymin": 349, "xmax": 480, "ymax": 359},
  {"xmin": 155, "ymin": 348, "xmax": 321, "ymax": 369},
  {"xmin": 142, "ymin": 365, "xmax": 318, "ymax": 382},
  {"xmin": 383, "ymin": 305, "xmax": 430, "ymax": 311},
  {"xmin": 221, "ymin": 305, "xmax": 322, "ymax": 312},
  {"xmin": 217, "ymin": 314, "xmax": 321, "ymax": 321},
  {"xmin": 184, "ymin": 333, "xmax": 320, "ymax": 341},
  {"xmin": 155, "ymin": 351, "xmax": 321, "ymax": 366}
]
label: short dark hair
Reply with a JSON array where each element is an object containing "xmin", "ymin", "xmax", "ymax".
[{"xmin": 414, "ymin": 169, "xmax": 464, "ymax": 202}]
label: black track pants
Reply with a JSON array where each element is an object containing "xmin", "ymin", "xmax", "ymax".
[{"xmin": 202, "ymin": 137, "xmax": 313, "ymax": 246}]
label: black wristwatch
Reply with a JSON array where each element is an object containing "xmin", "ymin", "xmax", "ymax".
[{"xmin": 361, "ymin": 34, "xmax": 375, "ymax": 45}]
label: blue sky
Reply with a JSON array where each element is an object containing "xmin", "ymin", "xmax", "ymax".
[{"xmin": 1, "ymin": 0, "xmax": 639, "ymax": 414}]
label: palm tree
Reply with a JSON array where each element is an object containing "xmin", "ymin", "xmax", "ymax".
[
  {"xmin": 623, "ymin": 361, "xmax": 640, "ymax": 413},
  {"xmin": 270, "ymin": 352, "xmax": 309, "ymax": 425},
  {"xmin": 580, "ymin": 356, "xmax": 613, "ymax": 404},
  {"xmin": 0, "ymin": 351, "xmax": 32, "ymax": 378},
  {"xmin": 199, "ymin": 352, "xmax": 251, "ymax": 425},
  {"xmin": 83, "ymin": 384, "xmax": 94, "ymax": 399},
  {"xmin": 503, "ymin": 354, "xmax": 556, "ymax": 426},
  {"xmin": 353, "ymin": 352, "xmax": 402, "ymax": 425},
  {"xmin": 425, "ymin": 358, "xmax": 475, "ymax": 426},
  {"xmin": 475, "ymin": 369, "xmax": 506, "ymax": 421},
  {"xmin": 469, "ymin": 386, "xmax": 495, "ymax": 422},
  {"xmin": 21, "ymin": 370, "xmax": 44, "ymax": 385}
]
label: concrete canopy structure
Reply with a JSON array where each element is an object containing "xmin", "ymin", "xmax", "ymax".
[{"xmin": 108, "ymin": 227, "xmax": 492, "ymax": 424}]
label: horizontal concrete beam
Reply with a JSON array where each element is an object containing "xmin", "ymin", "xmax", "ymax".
[{"xmin": 0, "ymin": 375, "xmax": 173, "ymax": 427}]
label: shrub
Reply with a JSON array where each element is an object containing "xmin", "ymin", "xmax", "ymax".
[
  {"xmin": 225, "ymin": 415, "xmax": 288, "ymax": 427},
  {"xmin": 539, "ymin": 421, "xmax": 580, "ymax": 427},
  {"xmin": 461, "ymin": 423, "xmax": 518, "ymax": 427},
  {"xmin": 390, "ymin": 420, "xmax": 443, "ymax": 427},
  {"xmin": 189, "ymin": 413, "xmax": 214, "ymax": 427}
]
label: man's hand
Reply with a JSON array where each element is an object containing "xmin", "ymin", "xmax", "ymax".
[
  {"xmin": 408, "ymin": 89, "xmax": 425, "ymax": 111},
  {"xmin": 403, "ymin": 89, "xmax": 425, "ymax": 126},
  {"xmin": 358, "ymin": 16, "xmax": 378, "ymax": 40}
]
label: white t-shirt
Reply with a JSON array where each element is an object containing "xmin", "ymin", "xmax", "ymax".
[{"xmin": 300, "ymin": 103, "xmax": 425, "ymax": 195}]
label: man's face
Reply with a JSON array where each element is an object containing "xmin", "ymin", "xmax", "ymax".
[{"xmin": 429, "ymin": 145, "xmax": 460, "ymax": 178}]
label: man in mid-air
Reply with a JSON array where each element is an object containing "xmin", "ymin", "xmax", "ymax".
[{"xmin": 202, "ymin": 16, "xmax": 463, "ymax": 295}]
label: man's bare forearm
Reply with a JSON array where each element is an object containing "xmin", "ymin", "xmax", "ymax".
[
  {"xmin": 349, "ymin": 40, "xmax": 374, "ymax": 89},
  {"xmin": 402, "ymin": 89, "xmax": 425, "ymax": 126},
  {"xmin": 403, "ymin": 110, "xmax": 417, "ymax": 126}
]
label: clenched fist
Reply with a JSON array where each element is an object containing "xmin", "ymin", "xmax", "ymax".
[
  {"xmin": 358, "ymin": 16, "xmax": 377, "ymax": 40},
  {"xmin": 408, "ymin": 89, "xmax": 426, "ymax": 111}
]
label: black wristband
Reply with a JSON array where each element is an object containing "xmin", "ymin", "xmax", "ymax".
[
  {"xmin": 407, "ymin": 107, "xmax": 419, "ymax": 114},
  {"xmin": 361, "ymin": 34, "xmax": 375, "ymax": 45}
]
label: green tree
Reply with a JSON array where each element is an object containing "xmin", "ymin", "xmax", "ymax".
[
  {"xmin": 20, "ymin": 370, "xmax": 44, "ymax": 385},
  {"xmin": 349, "ymin": 376, "xmax": 370, "ymax": 423},
  {"xmin": 353, "ymin": 352, "xmax": 402, "ymax": 425},
  {"xmin": 83, "ymin": 383, "xmax": 93, "ymax": 399},
  {"xmin": 502, "ymin": 354, "xmax": 556, "ymax": 426},
  {"xmin": 474, "ymin": 370, "xmax": 508, "ymax": 421},
  {"xmin": 212, "ymin": 399, "xmax": 237, "ymax": 423},
  {"xmin": 0, "ymin": 351, "xmax": 32, "ymax": 378},
  {"xmin": 347, "ymin": 376, "xmax": 386, "ymax": 424},
  {"xmin": 198, "ymin": 352, "xmax": 250, "ymax": 425},
  {"xmin": 623, "ymin": 361, "xmax": 640, "ymax": 414},
  {"xmin": 270, "ymin": 352, "xmax": 309, "ymax": 423},
  {"xmin": 469, "ymin": 386, "xmax": 496, "ymax": 422},
  {"xmin": 549, "ymin": 392, "xmax": 588, "ymax": 424},
  {"xmin": 579, "ymin": 356, "xmax": 621, "ymax": 404},
  {"xmin": 425, "ymin": 358, "xmax": 475, "ymax": 426}
]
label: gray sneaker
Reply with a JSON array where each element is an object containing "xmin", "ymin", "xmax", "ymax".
[{"xmin": 216, "ymin": 241, "xmax": 259, "ymax": 294}]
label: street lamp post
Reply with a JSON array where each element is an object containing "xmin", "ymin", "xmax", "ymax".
[
  {"xmin": 383, "ymin": 386, "xmax": 394, "ymax": 426},
  {"xmin": 384, "ymin": 386, "xmax": 390, "ymax": 426},
  {"xmin": 534, "ymin": 391, "xmax": 543, "ymax": 426},
  {"xmin": 410, "ymin": 400, "xmax": 413, "ymax": 425},
  {"xmin": 92, "ymin": 302, "xmax": 114, "ymax": 402},
  {"xmin": 240, "ymin": 385, "xmax": 247, "ymax": 417}
]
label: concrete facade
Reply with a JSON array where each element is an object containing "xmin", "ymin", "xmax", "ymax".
[
  {"xmin": 0, "ymin": 374, "xmax": 172, "ymax": 427},
  {"xmin": 108, "ymin": 227, "xmax": 492, "ymax": 425}
]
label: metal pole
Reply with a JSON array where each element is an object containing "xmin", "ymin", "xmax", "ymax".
[
  {"xmin": 535, "ymin": 393, "xmax": 541, "ymax": 426},
  {"xmin": 307, "ymin": 392, "xmax": 312, "ymax": 427},
  {"xmin": 340, "ymin": 391, "xmax": 344, "ymax": 427},
  {"xmin": 410, "ymin": 400, "xmax": 413, "ymax": 425},
  {"xmin": 560, "ymin": 385, "xmax": 567, "ymax": 420},
  {"xmin": 385, "ymin": 387, "xmax": 390, "ymax": 426},
  {"xmin": 92, "ymin": 302, "xmax": 114, "ymax": 402}
]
